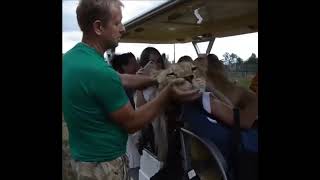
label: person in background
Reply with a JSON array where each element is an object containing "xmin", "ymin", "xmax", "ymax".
[
  {"xmin": 177, "ymin": 55, "xmax": 193, "ymax": 63},
  {"xmin": 111, "ymin": 52, "xmax": 140, "ymax": 106}
]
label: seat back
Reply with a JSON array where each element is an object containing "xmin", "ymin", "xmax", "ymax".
[{"xmin": 179, "ymin": 128, "xmax": 229, "ymax": 180}]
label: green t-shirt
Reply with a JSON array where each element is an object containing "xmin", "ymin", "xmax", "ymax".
[{"xmin": 63, "ymin": 42, "xmax": 129, "ymax": 162}]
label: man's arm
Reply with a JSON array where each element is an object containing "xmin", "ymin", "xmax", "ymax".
[
  {"xmin": 94, "ymin": 67, "xmax": 200, "ymax": 134},
  {"xmin": 111, "ymin": 82, "xmax": 201, "ymax": 134},
  {"xmin": 111, "ymin": 86, "xmax": 169, "ymax": 134},
  {"xmin": 119, "ymin": 74, "xmax": 157, "ymax": 90}
]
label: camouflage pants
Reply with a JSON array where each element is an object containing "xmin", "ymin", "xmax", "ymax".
[{"xmin": 71, "ymin": 155, "xmax": 129, "ymax": 180}]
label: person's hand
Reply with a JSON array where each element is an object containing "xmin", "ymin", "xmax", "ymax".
[
  {"xmin": 136, "ymin": 68, "xmax": 146, "ymax": 75},
  {"xmin": 168, "ymin": 78, "xmax": 202, "ymax": 103},
  {"xmin": 192, "ymin": 78, "xmax": 206, "ymax": 92},
  {"xmin": 136, "ymin": 61, "xmax": 158, "ymax": 76}
]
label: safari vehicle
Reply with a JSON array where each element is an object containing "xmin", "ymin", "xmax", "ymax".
[
  {"xmin": 120, "ymin": 0, "xmax": 258, "ymax": 180},
  {"xmin": 121, "ymin": 0, "xmax": 257, "ymax": 56}
]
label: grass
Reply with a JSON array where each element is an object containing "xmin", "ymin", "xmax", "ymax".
[
  {"xmin": 238, "ymin": 78, "xmax": 251, "ymax": 89},
  {"xmin": 230, "ymin": 76, "xmax": 252, "ymax": 90}
]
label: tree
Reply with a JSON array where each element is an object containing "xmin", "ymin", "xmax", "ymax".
[
  {"xmin": 246, "ymin": 53, "xmax": 258, "ymax": 64},
  {"xmin": 236, "ymin": 57, "xmax": 243, "ymax": 71},
  {"xmin": 230, "ymin": 53, "xmax": 238, "ymax": 62},
  {"xmin": 223, "ymin": 52, "xmax": 243, "ymax": 71},
  {"xmin": 236, "ymin": 57, "xmax": 243, "ymax": 64},
  {"xmin": 243, "ymin": 53, "xmax": 258, "ymax": 73},
  {"xmin": 222, "ymin": 52, "xmax": 231, "ymax": 65}
]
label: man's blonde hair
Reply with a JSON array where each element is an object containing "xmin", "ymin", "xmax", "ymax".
[{"xmin": 76, "ymin": 0, "xmax": 123, "ymax": 33}]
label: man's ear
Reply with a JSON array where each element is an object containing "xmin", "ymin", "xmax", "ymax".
[
  {"xmin": 120, "ymin": 65, "xmax": 126, "ymax": 74},
  {"xmin": 93, "ymin": 20, "xmax": 103, "ymax": 35}
]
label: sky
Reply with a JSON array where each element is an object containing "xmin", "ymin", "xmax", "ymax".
[{"xmin": 63, "ymin": 0, "xmax": 258, "ymax": 61}]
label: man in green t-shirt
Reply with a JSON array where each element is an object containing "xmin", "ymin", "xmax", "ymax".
[{"xmin": 62, "ymin": 0, "xmax": 201, "ymax": 179}]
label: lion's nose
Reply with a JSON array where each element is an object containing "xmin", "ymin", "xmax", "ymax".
[{"xmin": 184, "ymin": 75, "xmax": 194, "ymax": 83}]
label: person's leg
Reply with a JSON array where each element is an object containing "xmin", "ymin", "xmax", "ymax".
[
  {"xmin": 71, "ymin": 161, "xmax": 97, "ymax": 180},
  {"xmin": 71, "ymin": 155, "xmax": 129, "ymax": 180},
  {"xmin": 99, "ymin": 155, "xmax": 129, "ymax": 180}
]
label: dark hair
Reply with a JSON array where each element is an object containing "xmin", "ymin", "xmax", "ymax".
[
  {"xmin": 110, "ymin": 52, "xmax": 135, "ymax": 73},
  {"xmin": 139, "ymin": 47, "xmax": 165, "ymax": 69},
  {"xmin": 207, "ymin": 54, "xmax": 224, "ymax": 70},
  {"xmin": 76, "ymin": 0, "xmax": 123, "ymax": 33},
  {"xmin": 177, "ymin": 55, "xmax": 193, "ymax": 63},
  {"xmin": 207, "ymin": 54, "xmax": 227, "ymax": 77}
]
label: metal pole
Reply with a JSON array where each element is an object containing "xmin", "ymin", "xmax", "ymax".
[{"xmin": 174, "ymin": 43, "xmax": 176, "ymax": 63}]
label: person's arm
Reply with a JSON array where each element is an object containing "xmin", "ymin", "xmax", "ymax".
[
  {"xmin": 206, "ymin": 84, "xmax": 233, "ymax": 106},
  {"xmin": 119, "ymin": 73, "xmax": 157, "ymax": 90},
  {"xmin": 237, "ymin": 90, "xmax": 258, "ymax": 128},
  {"xmin": 210, "ymin": 96, "xmax": 234, "ymax": 126},
  {"xmin": 111, "ymin": 86, "xmax": 169, "ymax": 134},
  {"xmin": 210, "ymin": 91, "xmax": 257, "ymax": 129},
  {"xmin": 111, "ymin": 81, "xmax": 201, "ymax": 134},
  {"xmin": 94, "ymin": 68, "xmax": 200, "ymax": 134}
]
